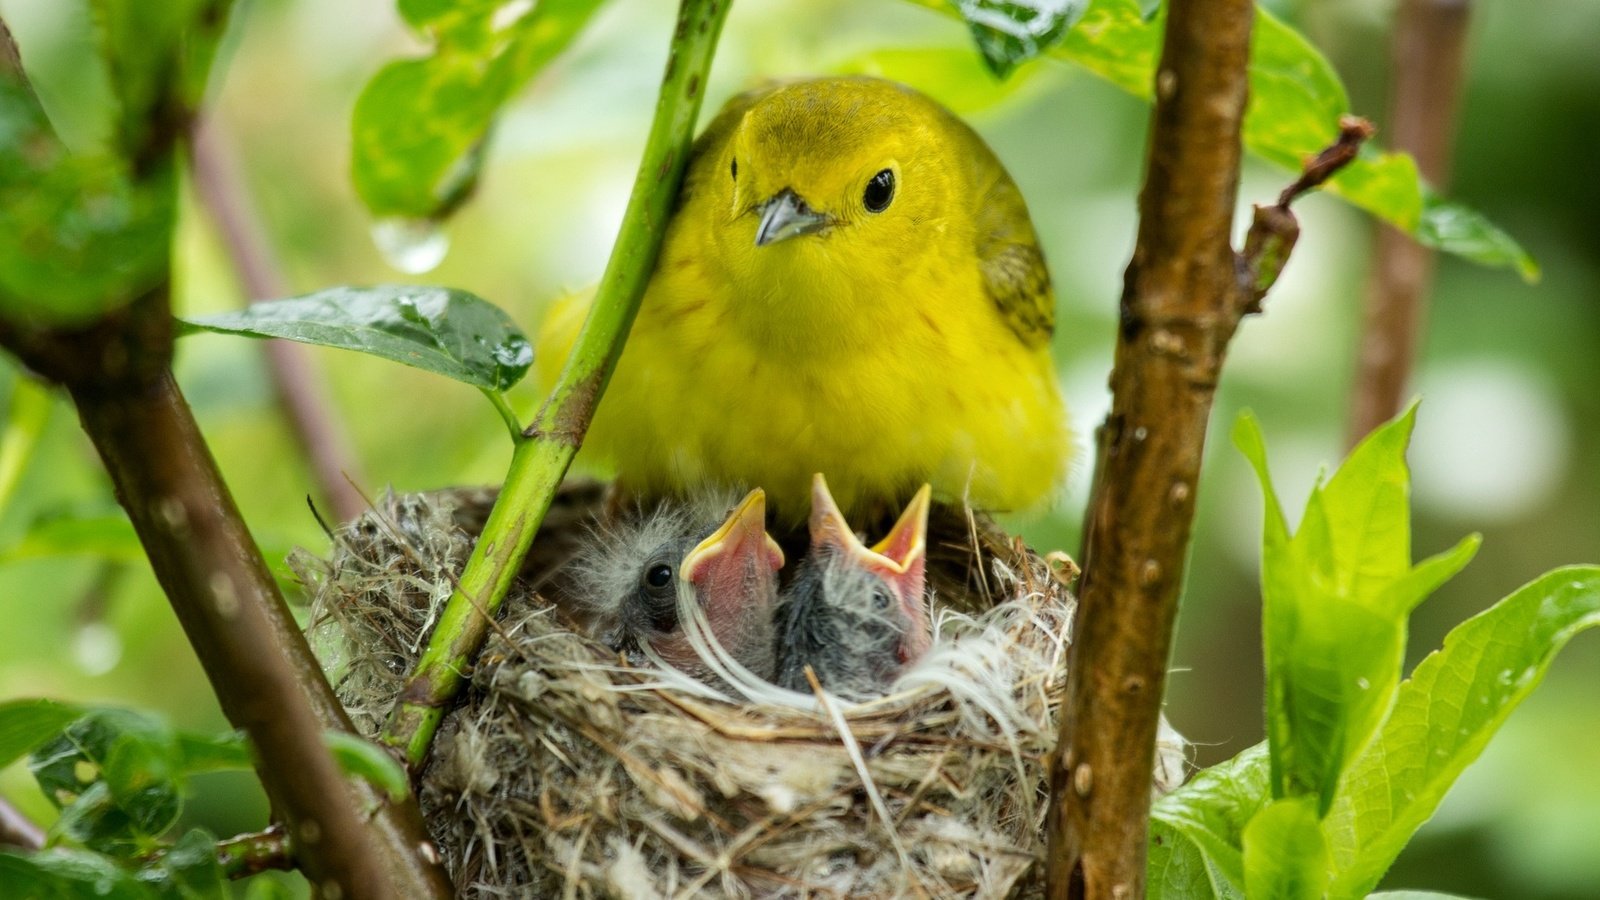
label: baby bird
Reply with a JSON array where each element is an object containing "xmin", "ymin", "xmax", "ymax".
[
  {"xmin": 569, "ymin": 489, "xmax": 784, "ymax": 684},
  {"xmin": 537, "ymin": 76, "xmax": 1069, "ymax": 520},
  {"xmin": 773, "ymin": 474, "xmax": 932, "ymax": 699}
]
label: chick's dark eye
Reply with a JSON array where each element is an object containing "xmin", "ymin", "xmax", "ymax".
[
  {"xmin": 863, "ymin": 169, "xmax": 895, "ymax": 213},
  {"xmin": 871, "ymin": 587, "xmax": 893, "ymax": 611},
  {"xmin": 645, "ymin": 563, "xmax": 673, "ymax": 589}
]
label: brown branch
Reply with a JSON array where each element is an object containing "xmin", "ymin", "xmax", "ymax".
[
  {"xmin": 65, "ymin": 363, "xmax": 449, "ymax": 899},
  {"xmin": 0, "ymin": 19, "xmax": 449, "ymax": 896},
  {"xmin": 189, "ymin": 117, "xmax": 369, "ymax": 522},
  {"xmin": 0, "ymin": 795, "xmax": 44, "ymax": 850},
  {"xmin": 1046, "ymin": 1, "xmax": 1256, "ymax": 895},
  {"xmin": 1044, "ymin": 5, "xmax": 1375, "ymax": 890},
  {"xmin": 1347, "ymin": 0, "xmax": 1471, "ymax": 444}
]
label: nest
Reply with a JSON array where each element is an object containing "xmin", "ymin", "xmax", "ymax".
[{"xmin": 294, "ymin": 485, "xmax": 1187, "ymax": 898}]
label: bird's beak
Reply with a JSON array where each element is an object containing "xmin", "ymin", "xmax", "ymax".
[
  {"xmin": 809, "ymin": 475, "xmax": 932, "ymax": 662},
  {"xmin": 755, "ymin": 189, "xmax": 830, "ymax": 246},
  {"xmin": 870, "ymin": 484, "xmax": 932, "ymax": 574},
  {"xmin": 681, "ymin": 489, "xmax": 785, "ymax": 595},
  {"xmin": 808, "ymin": 475, "xmax": 930, "ymax": 578}
]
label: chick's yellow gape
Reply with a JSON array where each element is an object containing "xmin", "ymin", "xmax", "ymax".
[{"xmin": 537, "ymin": 77, "xmax": 1069, "ymax": 518}]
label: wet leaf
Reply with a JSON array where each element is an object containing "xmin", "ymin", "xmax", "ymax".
[
  {"xmin": 910, "ymin": 0, "xmax": 1537, "ymax": 279},
  {"xmin": 30, "ymin": 709, "xmax": 183, "ymax": 853},
  {"xmin": 949, "ymin": 1, "xmax": 1089, "ymax": 77},
  {"xmin": 181, "ymin": 285, "xmax": 534, "ymax": 392},
  {"xmin": 1324, "ymin": 567, "xmax": 1600, "ymax": 897}
]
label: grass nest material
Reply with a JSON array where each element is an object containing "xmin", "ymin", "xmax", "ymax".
[{"xmin": 293, "ymin": 483, "xmax": 1187, "ymax": 898}]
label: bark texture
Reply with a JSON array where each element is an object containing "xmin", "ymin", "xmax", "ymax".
[{"xmin": 1045, "ymin": 1, "xmax": 1257, "ymax": 896}]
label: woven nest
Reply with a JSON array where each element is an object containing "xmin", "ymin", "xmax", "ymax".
[{"xmin": 294, "ymin": 484, "xmax": 1187, "ymax": 899}]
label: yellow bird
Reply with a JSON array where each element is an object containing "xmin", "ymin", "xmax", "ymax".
[{"xmin": 537, "ymin": 76, "xmax": 1069, "ymax": 518}]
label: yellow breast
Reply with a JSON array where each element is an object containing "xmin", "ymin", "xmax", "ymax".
[{"xmin": 534, "ymin": 77, "xmax": 1071, "ymax": 518}]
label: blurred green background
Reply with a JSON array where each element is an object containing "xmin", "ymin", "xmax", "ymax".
[{"xmin": 1, "ymin": 0, "xmax": 1595, "ymax": 896}]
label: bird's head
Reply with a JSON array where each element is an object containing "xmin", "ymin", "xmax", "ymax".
[
  {"xmin": 678, "ymin": 488, "xmax": 785, "ymax": 630},
  {"xmin": 807, "ymin": 473, "xmax": 932, "ymax": 664},
  {"xmin": 578, "ymin": 490, "xmax": 782, "ymax": 681},
  {"xmin": 711, "ymin": 78, "xmax": 958, "ymax": 310}
]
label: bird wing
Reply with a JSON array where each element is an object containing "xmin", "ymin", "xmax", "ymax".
[{"xmin": 953, "ymin": 118, "xmax": 1057, "ymax": 349}]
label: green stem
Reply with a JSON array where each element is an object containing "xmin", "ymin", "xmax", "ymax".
[
  {"xmin": 482, "ymin": 388, "xmax": 523, "ymax": 442},
  {"xmin": 379, "ymin": 0, "xmax": 733, "ymax": 767},
  {"xmin": 0, "ymin": 376, "xmax": 51, "ymax": 517}
]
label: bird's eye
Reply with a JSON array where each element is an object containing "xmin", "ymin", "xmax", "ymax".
[
  {"xmin": 730, "ymin": 158, "xmax": 737, "ymax": 181},
  {"xmin": 863, "ymin": 169, "xmax": 895, "ymax": 213},
  {"xmin": 871, "ymin": 587, "xmax": 893, "ymax": 612},
  {"xmin": 646, "ymin": 563, "xmax": 673, "ymax": 589}
]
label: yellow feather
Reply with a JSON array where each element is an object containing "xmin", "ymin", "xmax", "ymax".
[{"xmin": 536, "ymin": 77, "xmax": 1070, "ymax": 518}]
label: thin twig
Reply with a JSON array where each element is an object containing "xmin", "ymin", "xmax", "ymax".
[
  {"xmin": 189, "ymin": 118, "xmax": 369, "ymax": 522},
  {"xmin": 0, "ymin": 795, "xmax": 44, "ymax": 850},
  {"xmin": 1277, "ymin": 116, "xmax": 1377, "ymax": 207},
  {"xmin": 1348, "ymin": 0, "xmax": 1472, "ymax": 444},
  {"xmin": 137, "ymin": 825, "xmax": 294, "ymax": 879},
  {"xmin": 214, "ymin": 826, "xmax": 296, "ymax": 879},
  {"xmin": 379, "ymin": 0, "xmax": 733, "ymax": 770}
]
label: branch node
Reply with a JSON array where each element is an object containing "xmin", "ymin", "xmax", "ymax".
[
  {"xmin": 1240, "ymin": 117, "xmax": 1376, "ymax": 308},
  {"xmin": 1277, "ymin": 116, "xmax": 1377, "ymax": 208}
]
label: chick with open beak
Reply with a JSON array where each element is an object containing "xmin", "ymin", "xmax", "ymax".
[
  {"xmin": 772, "ymin": 474, "xmax": 932, "ymax": 699},
  {"xmin": 570, "ymin": 489, "xmax": 784, "ymax": 684}
]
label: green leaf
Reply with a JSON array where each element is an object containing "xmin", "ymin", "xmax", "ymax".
[
  {"xmin": 832, "ymin": 46, "xmax": 1049, "ymax": 115},
  {"xmin": 175, "ymin": 732, "xmax": 253, "ymax": 774},
  {"xmin": 0, "ymin": 699, "xmax": 85, "ymax": 769},
  {"xmin": 1233, "ymin": 408, "xmax": 1478, "ymax": 813},
  {"xmin": 180, "ymin": 286, "xmax": 534, "ymax": 392},
  {"xmin": 0, "ymin": 77, "xmax": 175, "ymax": 324},
  {"xmin": 1324, "ymin": 567, "xmax": 1600, "ymax": 898},
  {"xmin": 351, "ymin": 0, "xmax": 606, "ymax": 220},
  {"xmin": 1242, "ymin": 797, "xmax": 1329, "ymax": 900},
  {"xmin": 1148, "ymin": 818, "xmax": 1242, "ymax": 900},
  {"xmin": 137, "ymin": 828, "xmax": 228, "ymax": 900},
  {"xmin": 0, "ymin": 378, "xmax": 55, "ymax": 518},
  {"xmin": 29, "ymin": 709, "xmax": 182, "ymax": 853},
  {"xmin": 1418, "ymin": 194, "xmax": 1540, "ymax": 282},
  {"xmin": 949, "ymin": 1, "xmax": 1090, "ymax": 77},
  {"xmin": 88, "ymin": 0, "xmax": 233, "ymax": 159},
  {"xmin": 1149, "ymin": 743, "xmax": 1271, "ymax": 898},
  {"xmin": 909, "ymin": 0, "xmax": 1535, "ymax": 279},
  {"xmin": 0, "ymin": 514, "xmax": 144, "ymax": 564},
  {"xmin": 324, "ymin": 731, "xmax": 409, "ymax": 802},
  {"xmin": 1368, "ymin": 894, "xmax": 1482, "ymax": 900},
  {"xmin": 1147, "ymin": 568, "xmax": 1600, "ymax": 900},
  {"xmin": 0, "ymin": 847, "xmax": 159, "ymax": 900}
]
